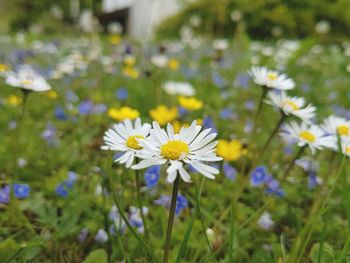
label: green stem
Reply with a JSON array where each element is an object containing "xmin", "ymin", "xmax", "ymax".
[
  {"xmin": 106, "ymin": 151, "xmax": 159, "ymax": 263},
  {"xmin": 135, "ymin": 166, "xmax": 149, "ymax": 239},
  {"xmin": 280, "ymin": 146, "xmax": 306, "ymax": 183},
  {"xmin": 163, "ymin": 176, "xmax": 180, "ymax": 263}
]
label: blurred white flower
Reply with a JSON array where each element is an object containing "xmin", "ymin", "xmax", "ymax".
[
  {"xmin": 265, "ymin": 91, "xmax": 316, "ymax": 123},
  {"xmin": 248, "ymin": 66, "xmax": 295, "ymax": 90},
  {"xmin": 257, "ymin": 212, "xmax": 274, "ymax": 230},
  {"xmin": 163, "ymin": 81, "xmax": 195, "ymax": 96},
  {"xmin": 213, "ymin": 39, "xmax": 229, "ymax": 51},
  {"xmin": 6, "ymin": 65, "xmax": 51, "ymax": 92},
  {"xmin": 315, "ymin": 20, "xmax": 330, "ymax": 34},
  {"xmin": 151, "ymin": 54, "xmax": 168, "ymax": 68}
]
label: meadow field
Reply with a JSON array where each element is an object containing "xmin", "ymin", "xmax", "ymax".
[{"xmin": 0, "ymin": 31, "xmax": 350, "ymax": 263}]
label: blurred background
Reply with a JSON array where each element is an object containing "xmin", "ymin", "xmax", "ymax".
[{"xmin": 1, "ymin": 0, "xmax": 349, "ymax": 41}]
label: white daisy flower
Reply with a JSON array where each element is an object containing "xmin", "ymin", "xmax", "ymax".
[
  {"xmin": 151, "ymin": 54, "xmax": 168, "ymax": 68},
  {"xmin": 340, "ymin": 140, "xmax": 350, "ymax": 157},
  {"xmin": 6, "ymin": 65, "xmax": 51, "ymax": 92},
  {"xmin": 101, "ymin": 118, "xmax": 151, "ymax": 168},
  {"xmin": 280, "ymin": 121, "xmax": 336, "ymax": 154},
  {"xmin": 132, "ymin": 121, "xmax": 222, "ymax": 183},
  {"xmin": 163, "ymin": 81, "xmax": 195, "ymax": 96},
  {"xmin": 265, "ymin": 91, "xmax": 316, "ymax": 123},
  {"xmin": 321, "ymin": 115, "xmax": 350, "ymax": 138},
  {"xmin": 257, "ymin": 212, "xmax": 275, "ymax": 230},
  {"xmin": 248, "ymin": 66, "xmax": 295, "ymax": 90}
]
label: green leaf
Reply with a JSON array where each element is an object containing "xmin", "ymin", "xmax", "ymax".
[
  {"xmin": 309, "ymin": 243, "xmax": 335, "ymax": 263},
  {"xmin": 83, "ymin": 249, "xmax": 108, "ymax": 263},
  {"xmin": 0, "ymin": 238, "xmax": 20, "ymax": 263}
]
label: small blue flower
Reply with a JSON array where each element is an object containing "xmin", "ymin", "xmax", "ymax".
[
  {"xmin": 144, "ymin": 166, "xmax": 160, "ymax": 189},
  {"xmin": 78, "ymin": 100, "xmax": 93, "ymax": 115},
  {"xmin": 175, "ymin": 194, "xmax": 188, "ymax": 215},
  {"xmin": 245, "ymin": 100, "xmax": 255, "ymax": 111},
  {"xmin": 42, "ymin": 124, "xmax": 57, "ymax": 145},
  {"xmin": 65, "ymin": 90, "xmax": 79, "ymax": 102},
  {"xmin": 54, "ymin": 106, "xmax": 67, "ymax": 121},
  {"xmin": 220, "ymin": 108, "xmax": 233, "ymax": 120},
  {"xmin": 223, "ymin": 162, "xmax": 237, "ymax": 181},
  {"xmin": 203, "ymin": 116, "xmax": 217, "ymax": 134},
  {"xmin": 95, "ymin": 229, "xmax": 108, "ymax": 243},
  {"xmin": 92, "ymin": 103, "xmax": 107, "ymax": 114},
  {"xmin": 234, "ymin": 73, "xmax": 249, "ymax": 88},
  {"xmin": 55, "ymin": 182, "xmax": 71, "ymax": 198},
  {"xmin": 116, "ymin": 88, "xmax": 128, "ymax": 101},
  {"xmin": 177, "ymin": 106, "xmax": 188, "ymax": 118},
  {"xmin": 250, "ymin": 166, "xmax": 268, "ymax": 186},
  {"xmin": 212, "ymin": 71, "xmax": 225, "ymax": 88},
  {"xmin": 78, "ymin": 228, "xmax": 89, "ymax": 243},
  {"xmin": 13, "ymin": 183, "xmax": 30, "ymax": 199},
  {"xmin": 308, "ymin": 170, "xmax": 319, "ymax": 190},
  {"xmin": 0, "ymin": 185, "xmax": 10, "ymax": 204}
]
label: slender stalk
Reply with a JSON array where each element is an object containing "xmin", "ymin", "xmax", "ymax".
[
  {"xmin": 135, "ymin": 165, "xmax": 149, "ymax": 239},
  {"xmin": 253, "ymin": 87, "xmax": 268, "ymax": 127},
  {"xmin": 106, "ymin": 151, "xmax": 159, "ymax": 263},
  {"xmin": 280, "ymin": 146, "xmax": 306, "ymax": 183},
  {"xmin": 256, "ymin": 113, "xmax": 287, "ymax": 161},
  {"xmin": 163, "ymin": 176, "xmax": 180, "ymax": 263}
]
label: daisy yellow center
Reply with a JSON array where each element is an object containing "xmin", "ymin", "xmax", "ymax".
[
  {"xmin": 126, "ymin": 135, "xmax": 144, "ymax": 150},
  {"xmin": 21, "ymin": 79, "xmax": 33, "ymax": 85},
  {"xmin": 283, "ymin": 100, "xmax": 299, "ymax": 111},
  {"xmin": 346, "ymin": 146, "xmax": 350, "ymax": 154},
  {"xmin": 267, "ymin": 72, "xmax": 277, "ymax": 81},
  {"xmin": 337, "ymin": 125, "xmax": 349, "ymax": 136},
  {"xmin": 299, "ymin": 131, "xmax": 316, "ymax": 142},
  {"xmin": 161, "ymin": 140, "xmax": 189, "ymax": 160}
]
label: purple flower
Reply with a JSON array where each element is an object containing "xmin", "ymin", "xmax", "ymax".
[
  {"xmin": 234, "ymin": 73, "xmax": 249, "ymax": 88},
  {"xmin": 13, "ymin": 183, "xmax": 30, "ymax": 199},
  {"xmin": 245, "ymin": 100, "xmax": 255, "ymax": 111},
  {"xmin": 78, "ymin": 100, "xmax": 93, "ymax": 115},
  {"xmin": 250, "ymin": 166, "xmax": 268, "ymax": 186},
  {"xmin": 175, "ymin": 194, "xmax": 188, "ymax": 215},
  {"xmin": 42, "ymin": 124, "xmax": 57, "ymax": 145},
  {"xmin": 0, "ymin": 185, "xmax": 10, "ymax": 204},
  {"xmin": 212, "ymin": 71, "xmax": 225, "ymax": 88},
  {"xmin": 203, "ymin": 116, "xmax": 217, "ymax": 133},
  {"xmin": 78, "ymin": 228, "xmax": 89, "ymax": 243},
  {"xmin": 116, "ymin": 88, "xmax": 128, "ymax": 101},
  {"xmin": 95, "ymin": 229, "xmax": 108, "ymax": 243},
  {"xmin": 54, "ymin": 106, "xmax": 67, "ymax": 121},
  {"xmin": 220, "ymin": 108, "xmax": 233, "ymax": 120},
  {"xmin": 144, "ymin": 166, "xmax": 160, "ymax": 189},
  {"xmin": 223, "ymin": 162, "xmax": 237, "ymax": 181}
]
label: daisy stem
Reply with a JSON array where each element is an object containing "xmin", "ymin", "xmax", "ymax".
[
  {"xmin": 163, "ymin": 176, "xmax": 180, "ymax": 263},
  {"xmin": 253, "ymin": 87, "xmax": 268, "ymax": 131},
  {"xmin": 135, "ymin": 164, "xmax": 149, "ymax": 240},
  {"xmin": 280, "ymin": 146, "xmax": 306, "ymax": 183},
  {"xmin": 106, "ymin": 151, "xmax": 159, "ymax": 263},
  {"xmin": 20, "ymin": 90, "xmax": 30, "ymax": 127}
]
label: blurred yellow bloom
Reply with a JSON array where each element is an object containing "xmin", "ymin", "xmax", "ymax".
[
  {"xmin": 109, "ymin": 34, "xmax": 121, "ymax": 45},
  {"xmin": 123, "ymin": 67, "xmax": 139, "ymax": 79},
  {"xmin": 124, "ymin": 56, "xmax": 136, "ymax": 67},
  {"xmin": 171, "ymin": 120, "xmax": 190, "ymax": 133},
  {"xmin": 196, "ymin": 118, "xmax": 203, "ymax": 125},
  {"xmin": 168, "ymin": 58, "xmax": 180, "ymax": 71},
  {"xmin": 0, "ymin": 63, "xmax": 10, "ymax": 72},
  {"xmin": 47, "ymin": 90, "xmax": 58, "ymax": 99},
  {"xmin": 216, "ymin": 139, "xmax": 245, "ymax": 161},
  {"xmin": 178, "ymin": 96, "xmax": 203, "ymax": 110},
  {"xmin": 6, "ymin": 95, "xmax": 21, "ymax": 106},
  {"xmin": 149, "ymin": 105, "xmax": 178, "ymax": 126},
  {"xmin": 108, "ymin": 107, "xmax": 140, "ymax": 121}
]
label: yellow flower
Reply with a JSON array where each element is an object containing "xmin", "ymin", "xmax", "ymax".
[
  {"xmin": 149, "ymin": 105, "xmax": 178, "ymax": 126},
  {"xmin": 109, "ymin": 34, "xmax": 121, "ymax": 45},
  {"xmin": 171, "ymin": 120, "xmax": 190, "ymax": 133},
  {"xmin": 216, "ymin": 139, "xmax": 245, "ymax": 161},
  {"xmin": 0, "ymin": 63, "xmax": 10, "ymax": 72},
  {"xmin": 6, "ymin": 95, "xmax": 22, "ymax": 106},
  {"xmin": 123, "ymin": 67, "xmax": 139, "ymax": 79},
  {"xmin": 178, "ymin": 96, "xmax": 203, "ymax": 111},
  {"xmin": 168, "ymin": 58, "xmax": 180, "ymax": 71},
  {"xmin": 47, "ymin": 90, "xmax": 58, "ymax": 99},
  {"xmin": 124, "ymin": 56, "xmax": 136, "ymax": 67},
  {"xmin": 108, "ymin": 107, "xmax": 140, "ymax": 122}
]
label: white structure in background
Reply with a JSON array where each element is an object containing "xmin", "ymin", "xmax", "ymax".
[{"xmin": 102, "ymin": 0, "xmax": 180, "ymax": 39}]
